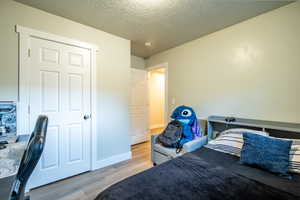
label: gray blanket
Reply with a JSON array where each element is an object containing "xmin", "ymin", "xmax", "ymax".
[{"xmin": 96, "ymin": 148, "xmax": 300, "ymax": 200}]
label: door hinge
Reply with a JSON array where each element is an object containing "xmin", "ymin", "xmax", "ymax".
[
  {"xmin": 28, "ymin": 105, "xmax": 31, "ymax": 114},
  {"xmin": 28, "ymin": 49, "xmax": 31, "ymax": 57}
]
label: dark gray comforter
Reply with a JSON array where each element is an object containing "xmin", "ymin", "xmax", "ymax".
[{"xmin": 96, "ymin": 148, "xmax": 300, "ymax": 200}]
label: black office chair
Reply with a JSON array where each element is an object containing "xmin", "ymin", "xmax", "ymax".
[{"xmin": 10, "ymin": 115, "xmax": 48, "ymax": 200}]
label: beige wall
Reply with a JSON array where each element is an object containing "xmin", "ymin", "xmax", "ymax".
[
  {"xmin": 131, "ymin": 55, "xmax": 146, "ymax": 69},
  {"xmin": 0, "ymin": 0, "xmax": 131, "ymax": 160},
  {"xmin": 149, "ymin": 70, "xmax": 165, "ymax": 128},
  {"xmin": 147, "ymin": 2, "xmax": 300, "ymax": 123}
]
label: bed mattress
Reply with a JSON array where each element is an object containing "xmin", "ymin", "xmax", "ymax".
[{"xmin": 96, "ymin": 147, "xmax": 300, "ymax": 200}]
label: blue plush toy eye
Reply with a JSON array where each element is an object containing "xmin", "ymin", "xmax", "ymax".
[{"xmin": 181, "ymin": 109, "xmax": 192, "ymax": 117}]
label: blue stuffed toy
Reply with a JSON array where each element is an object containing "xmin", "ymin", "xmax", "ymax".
[{"xmin": 171, "ymin": 105, "xmax": 201, "ymax": 145}]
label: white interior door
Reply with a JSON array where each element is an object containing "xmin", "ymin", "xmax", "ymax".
[
  {"xmin": 130, "ymin": 69, "xmax": 148, "ymax": 145},
  {"xmin": 27, "ymin": 37, "xmax": 91, "ymax": 189}
]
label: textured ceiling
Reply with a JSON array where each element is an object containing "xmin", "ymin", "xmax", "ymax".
[{"xmin": 15, "ymin": 0, "xmax": 293, "ymax": 58}]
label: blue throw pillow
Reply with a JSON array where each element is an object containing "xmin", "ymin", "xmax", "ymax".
[{"xmin": 240, "ymin": 132, "xmax": 292, "ymax": 175}]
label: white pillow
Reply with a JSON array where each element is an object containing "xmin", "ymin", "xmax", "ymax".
[
  {"xmin": 205, "ymin": 128, "xmax": 269, "ymax": 156},
  {"xmin": 220, "ymin": 128, "xmax": 269, "ymax": 137},
  {"xmin": 289, "ymin": 140, "xmax": 300, "ymax": 174},
  {"xmin": 277, "ymin": 138, "xmax": 300, "ymax": 174},
  {"xmin": 266, "ymin": 136, "xmax": 300, "ymax": 174}
]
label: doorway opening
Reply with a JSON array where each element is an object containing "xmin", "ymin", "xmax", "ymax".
[
  {"xmin": 148, "ymin": 65, "xmax": 167, "ymax": 135},
  {"xmin": 129, "ymin": 63, "xmax": 168, "ymax": 145}
]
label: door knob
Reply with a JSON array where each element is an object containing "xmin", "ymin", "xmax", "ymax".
[{"xmin": 84, "ymin": 114, "xmax": 91, "ymax": 120}]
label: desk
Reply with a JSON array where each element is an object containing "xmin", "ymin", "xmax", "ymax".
[{"xmin": 0, "ymin": 135, "xmax": 29, "ymax": 200}]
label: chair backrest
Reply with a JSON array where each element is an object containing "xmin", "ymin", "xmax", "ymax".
[{"xmin": 11, "ymin": 115, "xmax": 48, "ymax": 200}]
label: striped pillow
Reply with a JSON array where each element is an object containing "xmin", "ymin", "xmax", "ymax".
[
  {"xmin": 272, "ymin": 137, "xmax": 300, "ymax": 174},
  {"xmin": 288, "ymin": 139, "xmax": 300, "ymax": 174},
  {"xmin": 205, "ymin": 128, "xmax": 269, "ymax": 156}
]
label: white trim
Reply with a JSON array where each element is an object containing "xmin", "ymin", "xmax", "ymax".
[
  {"xmin": 147, "ymin": 62, "xmax": 169, "ymax": 127},
  {"xmin": 90, "ymin": 49, "xmax": 98, "ymax": 170},
  {"xmin": 17, "ymin": 25, "xmax": 98, "ymax": 172},
  {"xmin": 147, "ymin": 62, "xmax": 168, "ymax": 71},
  {"xmin": 93, "ymin": 151, "xmax": 132, "ymax": 169},
  {"xmin": 17, "ymin": 31, "xmax": 31, "ymax": 135},
  {"xmin": 16, "ymin": 25, "xmax": 99, "ymax": 51}
]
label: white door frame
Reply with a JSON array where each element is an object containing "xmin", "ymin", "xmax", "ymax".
[
  {"xmin": 16, "ymin": 25, "xmax": 99, "ymax": 170},
  {"xmin": 147, "ymin": 62, "xmax": 169, "ymax": 128}
]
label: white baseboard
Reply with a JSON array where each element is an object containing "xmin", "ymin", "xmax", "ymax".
[
  {"xmin": 93, "ymin": 151, "xmax": 132, "ymax": 170},
  {"xmin": 131, "ymin": 135, "xmax": 149, "ymax": 145},
  {"xmin": 149, "ymin": 124, "xmax": 164, "ymax": 129},
  {"xmin": 26, "ymin": 152, "xmax": 132, "ymax": 192}
]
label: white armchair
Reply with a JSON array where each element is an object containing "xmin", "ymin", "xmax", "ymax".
[{"xmin": 151, "ymin": 120, "xmax": 207, "ymax": 165}]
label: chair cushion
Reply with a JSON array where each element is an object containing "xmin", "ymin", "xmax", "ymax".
[
  {"xmin": 183, "ymin": 136, "xmax": 208, "ymax": 152},
  {"xmin": 153, "ymin": 143, "xmax": 184, "ymax": 158}
]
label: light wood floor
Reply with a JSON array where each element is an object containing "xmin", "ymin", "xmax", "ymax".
[
  {"xmin": 28, "ymin": 129, "xmax": 163, "ymax": 200},
  {"xmin": 150, "ymin": 127, "xmax": 164, "ymax": 135}
]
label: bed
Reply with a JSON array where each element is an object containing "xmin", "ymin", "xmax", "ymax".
[{"xmin": 96, "ymin": 116, "xmax": 300, "ymax": 200}]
